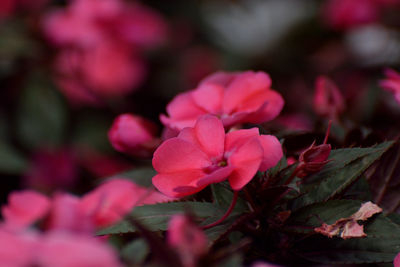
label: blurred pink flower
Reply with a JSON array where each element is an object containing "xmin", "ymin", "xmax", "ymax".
[
  {"xmin": 322, "ymin": 0, "xmax": 380, "ymax": 30},
  {"xmin": 276, "ymin": 113, "xmax": 312, "ymax": 131},
  {"xmin": 54, "ymin": 44, "xmax": 146, "ymax": 105},
  {"xmin": 0, "ymin": 228, "xmax": 37, "ymax": 267},
  {"xmin": 23, "ymin": 148, "xmax": 78, "ymax": 191},
  {"xmin": 395, "ymin": 252, "xmax": 400, "ymax": 267},
  {"xmin": 2, "ymin": 190, "xmax": 51, "ymax": 229},
  {"xmin": 313, "ymin": 76, "xmax": 345, "ymax": 119},
  {"xmin": 47, "ymin": 193, "xmax": 94, "ymax": 234},
  {"xmin": 0, "ymin": 0, "xmax": 14, "ymax": 19},
  {"xmin": 161, "ymin": 71, "xmax": 284, "ymax": 130},
  {"xmin": 168, "ymin": 215, "xmax": 207, "ymax": 267},
  {"xmin": 80, "ymin": 178, "xmax": 174, "ymax": 227},
  {"xmin": 380, "ymin": 68, "xmax": 400, "ymax": 105},
  {"xmin": 153, "ymin": 115, "xmax": 283, "ymax": 197},
  {"xmin": 37, "ymin": 231, "xmax": 122, "ymax": 267},
  {"xmin": 0, "ymin": 228, "xmax": 122, "ymax": 267},
  {"xmin": 43, "ymin": 0, "xmax": 167, "ymax": 106},
  {"xmin": 109, "ymin": 113, "xmax": 160, "ymax": 157}
]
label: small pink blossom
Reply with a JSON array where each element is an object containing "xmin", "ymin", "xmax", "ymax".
[
  {"xmin": 313, "ymin": 76, "xmax": 345, "ymax": 119},
  {"xmin": 160, "ymin": 71, "xmax": 284, "ymax": 130},
  {"xmin": 379, "ymin": 68, "xmax": 400, "ymax": 105},
  {"xmin": 152, "ymin": 115, "xmax": 283, "ymax": 197},
  {"xmin": 80, "ymin": 178, "xmax": 174, "ymax": 227},
  {"xmin": 2, "ymin": 190, "xmax": 51, "ymax": 229},
  {"xmin": 168, "ymin": 215, "xmax": 207, "ymax": 267},
  {"xmin": 109, "ymin": 113, "xmax": 159, "ymax": 157}
]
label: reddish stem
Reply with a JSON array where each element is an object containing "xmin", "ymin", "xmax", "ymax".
[
  {"xmin": 323, "ymin": 120, "xmax": 332, "ymax": 144},
  {"xmin": 283, "ymin": 167, "xmax": 300, "ymax": 186},
  {"xmin": 202, "ymin": 191, "xmax": 239, "ymax": 230}
]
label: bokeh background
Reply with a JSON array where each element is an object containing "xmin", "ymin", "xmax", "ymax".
[{"xmin": 1, "ymin": 0, "xmax": 400, "ymax": 204}]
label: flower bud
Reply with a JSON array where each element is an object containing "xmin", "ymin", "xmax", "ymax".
[
  {"xmin": 313, "ymin": 76, "xmax": 345, "ymax": 119},
  {"xmin": 167, "ymin": 215, "xmax": 207, "ymax": 267},
  {"xmin": 379, "ymin": 68, "xmax": 400, "ymax": 105},
  {"xmin": 108, "ymin": 114, "xmax": 159, "ymax": 157},
  {"xmin": 296, "ymin": 142, "xmax": 331, "ymax": 178}
]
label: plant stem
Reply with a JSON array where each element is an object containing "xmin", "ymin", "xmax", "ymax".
[{"xmin": 202, "ymin": 191, "xmax": 239, "ymax": 230}]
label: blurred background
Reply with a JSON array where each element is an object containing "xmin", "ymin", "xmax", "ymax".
[{"xmin": 1, "ymin": 0, "xmax": 400, "ymax": 204}]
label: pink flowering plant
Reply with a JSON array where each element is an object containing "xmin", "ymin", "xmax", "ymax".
[{"xmin": 2, "ymin": 0, "xmax": 400, "ymax": 266}]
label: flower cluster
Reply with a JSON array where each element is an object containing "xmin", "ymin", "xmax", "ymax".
[
  {"xmin": 0, "ymin": 179, "xmax": 173, "ymax": 266},
  {"xmin": 43, "ymin": 0, "xmax": 167, "ymax": 106}
]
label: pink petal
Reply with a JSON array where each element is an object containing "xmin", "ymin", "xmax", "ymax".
[
  {"xmin": 223, "ymin": 71, "xmax": 272, "ymax": 115},
  {"xmin": 2, "ymin": 190, "xmax": 51, "ymax": 228},
  {"xmin": 199, "ymin": 71, "xmax": 236, "ymax": 87},
  {"xmin": 38, "ymin": 231, "xmax": 122, "ymax": 267},
  {"xmin": 245, "ymin": 90, "xmax": 285, "ymax": 123},
  {"xmin": 152, "ymin": 170, "xmax": 206, "ymax": 197},
  {"xmin": 194, "ymin": 115, "xmax": 225, "ymax": 159},
  {"xmin": 152, "ymin": 138, "xmax": 210, "ymax": 173},
  {"xmin": 192, "ymin": 84, "xmax": 224, "ymax": 113},
  {"xmin": 161, "ymin": 92, "xmax": 206, "ymax": 129},
  {"xmin": 48, "ymin": 193, "xmax": 94, "ymax": 234},
  {"xmin": 227, "ymin": 137, "xmax": 263, "ymax": 190},
  {"xmin": 258, "ymin": 135, "xmax": 283, "ymax": 171},
  {"xmin": 196, "ymin": 166, "xmax": 234, "ymax": 187},
  {"xmin": 394, "ymin": 252, "xmax": 400, "ymax": 267},
  {"xmin": 80, "ymin": 179, "xmax": 144, "ymax": 227},
  {"xmin": 225, "ymin": 128, "xmax": 260, "ymax": 152}
]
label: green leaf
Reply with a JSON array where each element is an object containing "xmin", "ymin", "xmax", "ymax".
[
  {"xmin": 121, "ymin": 239, "xmax": 149, "ymax": 265},
  {"xmin": 289, "ymin": 200, "xmax": 400, "ymax": 264},
  {"xmin": 211, "ymin": 183, "xmax": 248, "ymax": 212},
  {"xmin": 98, "ymin": 201, "xmax": 246, "ymax": 242},
  {"xmin": 291, "ymin": 142, "xmax": 394, "ymax": 210},
  {"xmin": 17, "ymin": 74, "xmax": 67, "ymax": 149},
  {"xmin": 0, "ymin": 141, "xmax": 27, "ymax": 174},
  {"xmin": 0, "ymin": 114, "xmax": 27, "ymax": 174}
]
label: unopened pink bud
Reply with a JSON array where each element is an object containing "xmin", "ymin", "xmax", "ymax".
[
  {"xmin": 167, "ymin": 215, "xmax": 207, "ymax": 267},
  {"xmin": 108, "ymin": 114, "xmax": 159, "ymax": 157},
  {"xmin": 297, "ymin": 142, "xmax": 331, "ymax": 178},
  {"xmin": 313, "ymin": 76, "xmax": 345, "ymax": 119}
]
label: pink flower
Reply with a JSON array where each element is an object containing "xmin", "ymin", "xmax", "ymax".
[
  {"xmin": 2, "ymin": 190, "xmax": 51, "ymax": 229},
  {"xmin": 37, "ymin": 231, "xmax": 122, "ymax": 267},
  {"xmin": 379, "ymin": 68, "xmax": 400, "ymax": 105},
  {"xmin": 0, "ymin": 228, "xmax": 37, "ymax": 267},
  {"xmin": 313, "ymin": 76, "xmax": 345, "ymax": 119},
  {"xmin": 160, "ymin": 71, "xmax": 284, "ymax": 130},
  {"xmin": 168, "ymin": 215, "xmax": 207, "ymax": 267},
  {"xmin": 109, "ymin": 113, "xmax": 159, "ymax": 157},
  {"xmin": 394, "ymin": 252, "xmax": 400, "ymax": 267},
  {"xmin": 80, "ymin": 179, "xmax": 174, "ymax": 227},
  {"xmin": 114, "ymin": 3, "xmax": 167, "ymax": 48},
  {"xmin": 322, "ymin": 0, "xmax": 380, "ymax": 30},
  {"xmin": 0, "ymin": 228, "xmax": 122, "ymax": 267},
  {"xmin": 47, "ymin": 193, "xmax": 94, "ymax": 234},
  {"xmin": 152, "ymin": 115, "xmax": 283, "ymax": 197}
]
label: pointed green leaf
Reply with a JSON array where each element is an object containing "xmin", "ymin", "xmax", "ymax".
[
  {"xmin": 291, "ymin": 142, "xmax": 394, "ymax": 210},
  {"xmin": 289, "ymin": 200, "xmax": 400, "ymax": 264}
]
